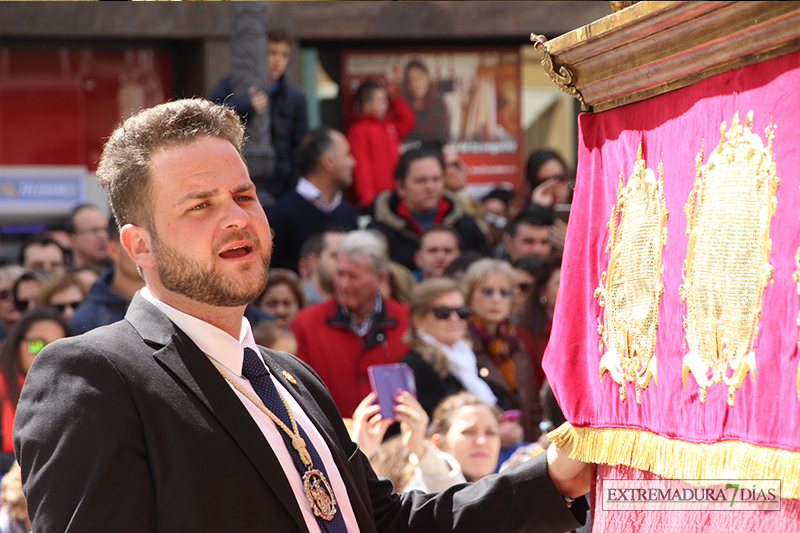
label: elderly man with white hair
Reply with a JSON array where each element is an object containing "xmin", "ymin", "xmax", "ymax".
[{"xmin": 291, "ymin": 230, "xmax": 410, "ymax": 417}]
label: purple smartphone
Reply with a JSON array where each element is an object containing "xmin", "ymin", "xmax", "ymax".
[{"xmin": 367, "ymin": 363, "xmax": 416, "ymax": 419}]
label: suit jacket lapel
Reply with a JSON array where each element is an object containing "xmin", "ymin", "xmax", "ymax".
[{"xmin": 125, "ymin": 294, "xmax": 308, "ymax": 531}]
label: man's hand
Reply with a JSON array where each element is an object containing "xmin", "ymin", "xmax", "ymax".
[
  {"xmin": 248, "ymin": 86, "xmax": 268, "ymax": 115},
  {"xmin": 546, "ymin": 442, "xmax": 591, "ymax": 498}
]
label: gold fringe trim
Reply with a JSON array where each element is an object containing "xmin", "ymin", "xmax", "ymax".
[{"xmin": 548, "ymin": 422, "xmax": 800, "ymax": 500}]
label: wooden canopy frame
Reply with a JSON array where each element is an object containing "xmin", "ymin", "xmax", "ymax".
[{"xmin": 532, "ymin": 1, "xmax": 800, "ymax": 112}]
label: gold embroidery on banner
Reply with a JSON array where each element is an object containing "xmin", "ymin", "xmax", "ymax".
[
  {"xmin": 680, "ymin": 111, "xmax": 778, "ymax": 407},
  {"xmin": 596, "ymin": 144, "xmax": 667, "ymax": 403}
]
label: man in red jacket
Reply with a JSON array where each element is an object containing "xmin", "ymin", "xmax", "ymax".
[
  {"xmin": 292, "ymin": 230, "xmax": 409, "ymax": 416},
  {"xmin": 346, "ymin": 80, "xmax": 416, "ymax": 209}
]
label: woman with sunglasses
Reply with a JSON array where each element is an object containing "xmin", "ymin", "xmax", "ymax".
[
  {"xmin": 462, "ymin": 258, "xmax": 541, "ymax": 446},
  {"xmin": 0, "ymin": 307, "xmax": 72, "ymax": 473},
  {"xmin": 36, "ymin": 273, "xmax": 88, "ymax": 322},
  {"xmin": 399, "ymin": 278, "xmax": 496, "ymax": 421}
]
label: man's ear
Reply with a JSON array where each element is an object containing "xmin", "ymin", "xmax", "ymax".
[
  {"xmin": 120, "ymin": 223, "xmax": 154, "ymax": 270},
  {"xmin": 375, "ymin": 269, "xmax": 387, "ymax": 289},
  {"xmin": 413, "ymin": 249, "xmax": 422, "ymax": 270},
  {"xmin": 106, "ymin": 239, "xmax": 121, "ymax": 264},
  {"xmin": 319, "ymin": 151, "xmax": 334, "ymax": 174},
  {"xmin": 503, "ymin": 233, "xmax": 513, "ymax": 257},
  {"xmin": 395, "ymin": 180, "xmax": 405, "ymax": 199},
  {"xmin": 298, "ymin": 253, "xmax": 317, "ymax": 279}
]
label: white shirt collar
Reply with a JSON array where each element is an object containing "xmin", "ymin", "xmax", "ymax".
[
  {"xmin": 140, "ymin": 287, "xmax": 258, "ymax": 377},
  {"xmin": 296, "ymin": 177, "xmax": 343, "ymax": 214}
]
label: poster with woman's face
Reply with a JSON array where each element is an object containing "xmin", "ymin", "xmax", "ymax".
[{"xmin": 342, "ymin": 47, "xmax": 522, "ymax": 193}]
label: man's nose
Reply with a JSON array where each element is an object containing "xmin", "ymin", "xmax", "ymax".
[{"xmin": 221, "ymin": 199, "xmax": 249, "ymax": 229}]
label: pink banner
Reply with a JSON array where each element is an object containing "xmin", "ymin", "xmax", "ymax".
[{"xmin": 545, "ymin": 50, "xmax": 800, "ymax": 503}]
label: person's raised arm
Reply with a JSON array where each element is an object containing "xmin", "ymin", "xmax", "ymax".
[{"xmin": 386, "ymin": 88, "xmax": 416, "ymax": 140}]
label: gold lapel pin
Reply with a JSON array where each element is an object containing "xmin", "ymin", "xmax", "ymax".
[{"xmin": 282, "ymin": 371, "xmax": 297, "ymax": 385}]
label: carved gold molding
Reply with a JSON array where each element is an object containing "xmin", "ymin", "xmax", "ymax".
[
  {"xmin": 530, "ymin": 34, "xmax": 588, "ymax": 111},
  {"xmin": 535, "ymin": 1, "xmax": 800, "ymax": 112}
]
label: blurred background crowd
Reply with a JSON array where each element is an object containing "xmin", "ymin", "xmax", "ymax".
[{"xmin": 0, "ymin": 3, "xmax": 615, "ymax": 530}]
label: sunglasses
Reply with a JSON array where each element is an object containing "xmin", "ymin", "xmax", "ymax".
[
  {"xmin": 26, "ymin": 338, "xmax": 48, "ymax": 355},
  {"xmin": 52, "ymin": 301, "xmax": 82, "ymax": 313},
  {"xmin": 478, "ymin": 288, "xmax": 514, "ymax": 299},
  {"xmin": 428, "ymin": 306, "xmax": 473, "ymax": 320},
  {"xmin": 14, "ymin": 299, "xmax": 34, "ymax": 312}
]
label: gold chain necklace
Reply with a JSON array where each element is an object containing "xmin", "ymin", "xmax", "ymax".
[{"xmin": 213, "ymin": 362, "xmax": 338, "ymax": 521}]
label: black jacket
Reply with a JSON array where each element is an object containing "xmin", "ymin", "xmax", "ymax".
[
  {"xmin": 15, "ymin": 293, "xmax": 586, "ymax": 532},
  {"xmin": 400, "ymin": 349, "xmax": 464, "ymax": 419},
  {"xmin": 367, "ymin": 190, "xmax": 490, "ymax": 271}
]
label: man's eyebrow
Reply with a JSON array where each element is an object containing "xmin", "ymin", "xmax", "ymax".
[
  {"xmin": 176, "ymin": 189, "xmax": 219, "ymax": 205},
  {"xmin": 176, "ymin": 183, "xmax": 254, "ymax": 205},
  {"xmin": 234, "ymin": 183, "xmax": 257, "ymax": 194}
]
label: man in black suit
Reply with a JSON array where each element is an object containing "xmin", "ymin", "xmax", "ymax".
[{"xmin": 14, "ymin": 98, "xmax": 589, "ymax": 532}]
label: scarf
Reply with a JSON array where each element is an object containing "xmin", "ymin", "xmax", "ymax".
[
  {"xmin": 469, "ymin": 316, "xmax": 519, "ymax": 391},
  {"xmin": 396, "ymin": 197, "xmax": 449, "ymax": 236},
  {"xmin": 417, "ymin": 331, "xmax": 497, "ymax": 404}
]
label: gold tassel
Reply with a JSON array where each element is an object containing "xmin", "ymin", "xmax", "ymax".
[{"xmin": 548, "ymin": 422, "xmax": 800, "ymax": 500}]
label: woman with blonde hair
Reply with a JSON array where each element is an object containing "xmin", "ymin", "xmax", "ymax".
[
  {"xmin": 380, "ymin": 261, "xmax": 417, "ymax": 305},
  {"xmin": 35, "ymin": 273, "xmax": 88, "ymax": 322},
  {"xmin": 399, "ymin": 277, "xmax": 496, "ymax": 419},
  {"xmin": 462, "ymin": 258, "xmax": 541, "ymax": 444}
]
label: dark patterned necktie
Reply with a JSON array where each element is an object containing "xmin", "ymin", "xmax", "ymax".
[{"xmin": 241, "ymin": 348, "xmax": 348, "ymax": 533}]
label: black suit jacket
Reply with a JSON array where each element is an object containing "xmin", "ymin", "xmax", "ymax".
[{"xmin": 14, "ymin": 293, "xmax": 586, "ymax": 532}]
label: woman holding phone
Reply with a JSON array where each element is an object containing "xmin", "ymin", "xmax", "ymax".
[{"xmin": 352, "ymin": 391, "xmax": 502, "ymax": 492}]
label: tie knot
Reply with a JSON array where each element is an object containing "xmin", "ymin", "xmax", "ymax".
[{"xmin": 241, "ymin": 347, "xmax": 269, "ymax": 381}]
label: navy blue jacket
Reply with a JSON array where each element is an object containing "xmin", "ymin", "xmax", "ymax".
[
  {"xmin": 70, "ymin": 269, "xmax": 130, "ymax": 335},
  {"xmin": 268, "ymin": 190, "xmax": 358, "ymax": 272},
  {"xmin": 211, "ymin": 74, "xmax": 308, "ymax": 200}
]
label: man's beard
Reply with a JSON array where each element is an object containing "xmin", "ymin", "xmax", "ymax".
[{"xmin": 151, "ymin": 229, "xmax": 271, "ymax": 307}]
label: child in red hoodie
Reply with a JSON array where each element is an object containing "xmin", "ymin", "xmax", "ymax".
[{"xmin": 346, "ymin": 80, "xmax": 415, "ymax": 209}]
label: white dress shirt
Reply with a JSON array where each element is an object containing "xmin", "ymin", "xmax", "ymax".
[
  {"xmin": 296, "ymin": 176, "xmax": 343, "ymax": 214},
  {"xmin": 141, "ymin": 288, "xmax": 360, "ymax": 533}
]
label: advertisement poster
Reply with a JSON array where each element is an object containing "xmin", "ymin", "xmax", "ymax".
[{"xmin": 342, "ymin": 47, "xmax": 522, "ymax": 193}]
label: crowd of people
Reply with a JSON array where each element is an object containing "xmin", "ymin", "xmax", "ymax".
[
  {"xmin": 0, "ymin": 28, "xmax": 584, "ymax": 532},
  {"xmin": 0, "ymin": 141, "xmax": 574, "ymax": 494}
]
